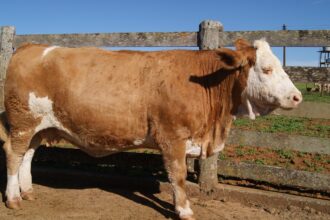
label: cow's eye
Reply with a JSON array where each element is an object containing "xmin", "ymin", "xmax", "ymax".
[{"xmin": 262, "ymin": 67, "xmax": 273, "ymax": 75}]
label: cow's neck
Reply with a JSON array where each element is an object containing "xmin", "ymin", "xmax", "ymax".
[{"xmin": 200, "ymin": 69, "xmax": 240, "ymax": 155}]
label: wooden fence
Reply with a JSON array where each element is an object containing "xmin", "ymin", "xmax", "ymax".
[{"xmin": 0, "ymin": 20, "xmax": 330, "ymax": 193}]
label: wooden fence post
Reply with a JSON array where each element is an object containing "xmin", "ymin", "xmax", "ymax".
[
  {"xmin": 198, "ymin": 20, "xmax": 223, "ymax": 194},
  {"xmin": 0, "ymin": 26, "xmax": 15, "ymax": 111}
]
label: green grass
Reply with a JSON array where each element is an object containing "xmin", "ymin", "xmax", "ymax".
[
  {"xmin": 297, "ymin": 152, "xmax": 307, "ymax": 157},
  {"xmin": 276, "ymin": 149, "xmax": 294, "ymax": 160},
  {"xmin": 254, "ymin": 159, "xmax": 265, "ymax": 165},
  {"xmin": 267, "ymin": 117, "xmax": 305, "ymax": 133},
  {"xmin": 295, "ymin": 83, "xmax": 330, "ymax": 103},
  {"xmin": 235, "ymin": 146, "xmax": 244, "ymax": 157},
  {"xmin": 219, "ymin": 153, "xmax": 227, "ymax": 160},
  {"xmin": 233, "ymin": 115, "xmax": 330, "ymax": 138},
  {"xmin": 246, "ymin": 148, "xmax": 257, "ymax": 155}
]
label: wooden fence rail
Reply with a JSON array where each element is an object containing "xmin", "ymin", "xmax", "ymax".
[
  {"xmin": 1, "ymin": 20, "xmax": 330, "ymax": 194},
  {"xmin": 14, "ymin": 32, "xmax": 198, "ymax": 48},
  {"xmin": 13, "ymin": 30, "xmax": 330, "ymax": 48}
]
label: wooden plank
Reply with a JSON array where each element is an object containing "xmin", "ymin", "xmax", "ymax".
[
  {"xmin": 217, "ymin": 160, "xmax": 330, "ymax": 193},
  {"xmin": 220, "ymin": 30, "xmax": 330, "ymax": 47},
  {"xmin": 14, "ymin": 32, "xmax": 198, "ymax": 48},
  {"xmin": 285, "ymin": 66, "xmax": 330, "ymax": 83},
  {"xmin": 14, "ymin": 30, "xmax": 330, "ymax": 48},
  {"xmin": 0, "ymin": 26, "xmax": 15, "ymax": 111}
]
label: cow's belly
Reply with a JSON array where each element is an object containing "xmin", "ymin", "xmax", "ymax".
[
  {"xmin": 70, "ymin": 132, "xmax": 158, "ymax": 157},
  {"xmin": 56, "ymin": 111, "xmax": 152, "ymax": 157},
  {"xmin": 40, "ymin": 127, "xmax": 157, "ymax": 158}
]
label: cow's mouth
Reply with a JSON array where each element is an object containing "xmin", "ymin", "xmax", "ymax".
[
  {"xmin": 253, "ymin": 100, "xmax": 278, "ymax": 115},
  {"xmin": 235, "ymin": 98, "xmax": 277, "ymax": 120}
]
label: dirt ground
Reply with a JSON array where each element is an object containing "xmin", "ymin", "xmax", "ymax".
[
  {"xmin": 0, "ymin": 175, "xmax": 329, "ymax": 220},
  {"xmin": 221, "ymin": 145, "xmax": 330, "ymax": 174}
]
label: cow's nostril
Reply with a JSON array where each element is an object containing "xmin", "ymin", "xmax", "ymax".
[{"xmin": 293, "ymin": 95, "xmax": 301, "ymax": 103}]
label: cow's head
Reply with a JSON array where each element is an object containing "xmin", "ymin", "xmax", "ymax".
[{"xmin": 235, "ymin": 39, "xmax": 302, "ymax": 119}]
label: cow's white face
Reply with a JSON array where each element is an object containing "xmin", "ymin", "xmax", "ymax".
[{"xmin": 239, "ymin": 39, "xmax": 302, "ymax": 119}]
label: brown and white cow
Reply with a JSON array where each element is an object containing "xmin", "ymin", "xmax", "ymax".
[{"xmin": 1, "ymin": 38, "xmax": 301, "ymax": 219}]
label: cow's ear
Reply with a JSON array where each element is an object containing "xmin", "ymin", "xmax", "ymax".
[
  {"xmin": 216, "ymin": 48, "xmax": 248, "ymax": 70},
  {"xmin": 234, "ymin": 39, "xmax": 256, "ymax": 66},
  {"xmin": 234, "ymin": 39, "xmax": 252, "ymax": 50}
]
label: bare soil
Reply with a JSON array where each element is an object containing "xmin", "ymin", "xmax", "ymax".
[
  {"xmin": 221, "ymin": 145, "xmax": 330, "ymax": 174},
  {"xmin": 0, "ymin": 173, "xmax": 329, "ymax": 220}
]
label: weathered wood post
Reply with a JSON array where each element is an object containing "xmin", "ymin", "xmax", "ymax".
[
  {"xmin": 0, "ymin": 26, "xmax": 15, "ymax": 111},
  {"xmin": 198, "ymin": 20, "xmax": 222, "ymax": 194}
]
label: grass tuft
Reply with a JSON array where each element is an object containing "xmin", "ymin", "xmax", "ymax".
[{"xmin": 233, "ymin": 115, "xmax": 330, "ymax": 138}]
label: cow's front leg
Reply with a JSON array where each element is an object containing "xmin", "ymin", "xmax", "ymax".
[{"xmin": 162, "ymin": 142, "xmax": 195, "ymax": 220}]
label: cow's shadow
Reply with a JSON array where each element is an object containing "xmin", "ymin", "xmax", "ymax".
[
  {"xmin": 37, "ymin": 169, "xmax": 177, "ymax": 219},
  {"xmin": 0, "ymin": 164, "xmax": 178, "ymax": 219}
]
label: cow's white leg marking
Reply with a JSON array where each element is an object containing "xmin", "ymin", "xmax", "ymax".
[
  {"xmin": 185, "ymin": 139, "xmax": 201, "ymax": 157},
  {"xmin": 177, "ymin": 200, "xmax": 194, "ymax": 219},
  {"xmin": 6, "ymin": 174, "xmax": 20, "ymax": 202},
  {"xmin": 28, "ymin": 92, "xmax": 71, "ymax": 134},
  {"xmin": 42, "ymin": 46, "xmax": 59, "ymax": 58},
  {"xmin": 18, "ymin": 149, "xmax": 35, "ymax": 193},
  {"xmin": 214, "ymin": 143, "xmax": 225, "ymax": 153}
]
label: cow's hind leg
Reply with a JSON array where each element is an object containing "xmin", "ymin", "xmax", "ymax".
[
  {"xmin": 19, "ymin": 134, "xmax": 41, "ymax": 201},
  {"xmin": 162, "ymin": 142, "xmax": 195, "ymax": 220},
  {"xmin": 3, "ymin": 130, "xmax": 35, "ymax": 209}
]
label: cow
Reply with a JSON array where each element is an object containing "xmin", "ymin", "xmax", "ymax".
[
  {"xmin": 1, "ymin": 38, "xmax": 302, "ymax": 220},
  {"xmin": 313, "ymin": 82, "xmax": 330, "ymax": 94}
]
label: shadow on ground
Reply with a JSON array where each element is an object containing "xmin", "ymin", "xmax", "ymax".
[{"xmin": 0, "ymin": 163, "xmax": 178, "ymax": 219}]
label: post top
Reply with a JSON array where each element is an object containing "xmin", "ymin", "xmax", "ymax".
[
  {"xmin": 199, "ymin": 20, "xmax": 223, "ymax": 30},
  {"xmin": 0, "ymin": 26, "xmax": 15, "ymax": 31}
]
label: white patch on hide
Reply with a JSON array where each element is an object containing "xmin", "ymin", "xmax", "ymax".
[
  {"xmin": 185, "ymin": 139, "xmax": 201, "ymax": 157},
  {"xmin": 133, "ymin": 139, "xmax": 145, "ymax": 146},
  {"xmin": 17, "ymin": 131, "xmax": 28, "ymax": 137},
  {"xmin": 177, "ymin": 200, "xmax": 194, "ymax": 218},
  {"xmin": 42, "ymin": 46, "xmax": 59, "ymax": 58},
  {"xmin": 18, "ymin": 149, "xmax": 35, "ymax": 192},
  {"xmin": 6, "ymin": 174, "xmax": 20, "ymax": 200},
  {"xmin": 28, "ymin": 92, "xmax": 70, "ymax": 134}
]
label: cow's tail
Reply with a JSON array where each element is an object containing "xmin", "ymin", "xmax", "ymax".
[{"xmin": 0, "ymin": 112, "xmax": 9, "ymax": 142}]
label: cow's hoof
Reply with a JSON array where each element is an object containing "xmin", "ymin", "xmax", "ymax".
[
  {"xmin": 21, "ymin": 191, "xmax": 35, "ymax": 201},
  {"xmin": 5, "ymin": 198, "xmax": 22, "ymax": 209}
]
